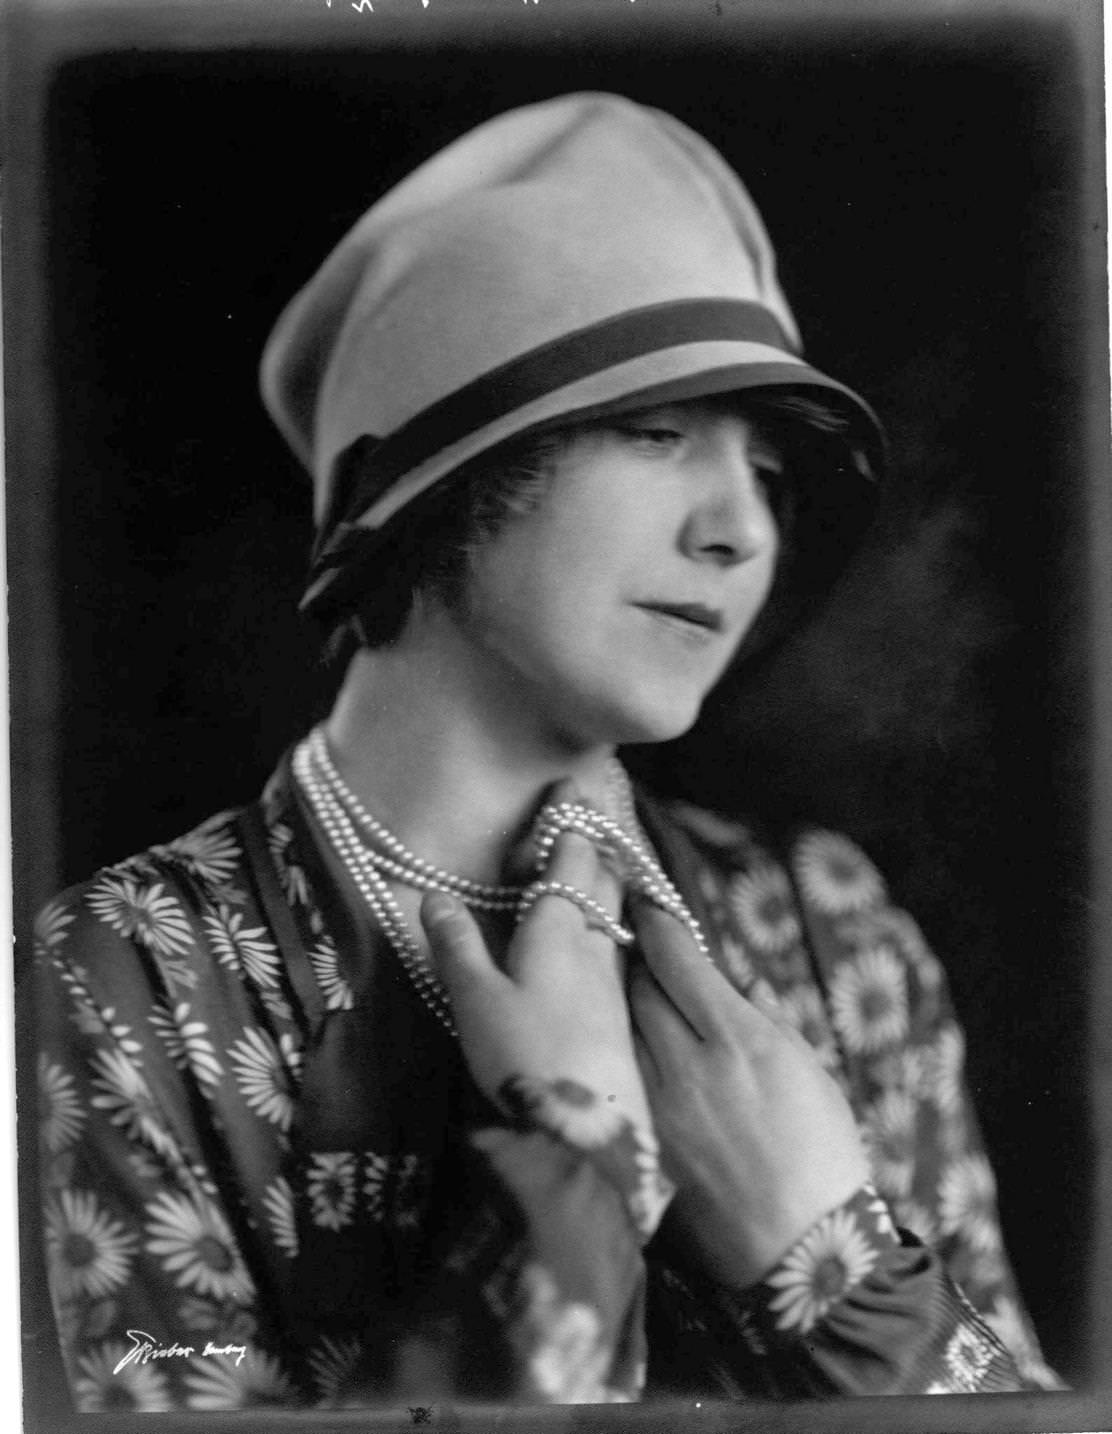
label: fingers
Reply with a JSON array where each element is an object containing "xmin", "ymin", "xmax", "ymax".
[
  {"xmin": 504, "ymin": 777, "xmax": 586, "ymax": 885},
  {"xmin": 629, "ymin": 960, "xmax": 702, "ymax": 1056},
  {"xmin": 422, "ymin": 893, "xmax": 531, "ymax": 1109},
  {"xmin": 542, "ymin": 831, "xmax": 622, "ymax": 912},
  {"xmin": 517, "ymin": 778, "xmax": 623, "ymax": 938},
  {"xmin": 633, "ymin": 1028, "xmax": 660, "ymax": 1088},
  {"xmin": 751, "ymin": 989, "xmax": 833, "ymax": 1063},
  {"xmin": 421, "ymin": 891, "xmax": 509, "ymax": 1016},
  {"xmin": 543, "ymin": 825, "xmax": 602, "ymax": 892},
  {"xmin": 630, "ymin": 898, "xmax": 726, "ymax": 1040},
  {"xmin": 632, "ymin": 898, "xmax": 787, "ymax": 1051},
  {"xmin": 547, "ymin": 776, "xmax": 585, "ymax": 811},
  {"xmin": 507, "ymin": 834, "xmax": 618, "ymax": 985}
]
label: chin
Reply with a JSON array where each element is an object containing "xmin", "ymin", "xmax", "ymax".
[{"xmin": 588, "ymin": 692, "xmax": 706, "ymax": 748}]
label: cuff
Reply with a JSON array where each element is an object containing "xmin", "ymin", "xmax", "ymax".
[
  {"xmin": 669, "ymin": 1184, "xmax": 1025, "ymax": 1395},
  {"xmin": 742, "ymin": 1182, "xmax": 902, "ymax": 1341},
  {"xmin": 498, "ymin": 1074, "xmax": 674, "ymax": 1242}
]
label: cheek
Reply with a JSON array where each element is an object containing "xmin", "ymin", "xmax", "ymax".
[
  {"xmin": 760, "ymin": 543, "xmax": 780, "ymax": 600},
  {"xmin": 463, "ymin": 537, "xmax": 583, "ymax": 662},
  {"xmin": 749, "ymin": 514, "xmax": 781, "ymax": 601},
  {"xmin": 479, "ymin": 508, "xmax": 617, "ymax": 613}
]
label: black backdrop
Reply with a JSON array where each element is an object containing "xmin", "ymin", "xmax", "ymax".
[{"xmin": 5, "ymin": 0, "xmax": 1109, "ymax": 1416}]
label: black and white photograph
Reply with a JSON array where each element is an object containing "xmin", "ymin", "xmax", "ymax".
[{"xmin": 3, "ymin": 0, "xmax": 1110, "ymax": 1428}]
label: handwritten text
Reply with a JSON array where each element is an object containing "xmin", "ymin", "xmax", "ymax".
[{"xmin": 113, "ymin": 1329, "xmax": 249, "ymax": 1375}]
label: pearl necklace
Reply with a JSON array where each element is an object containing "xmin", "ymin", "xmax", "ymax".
[
  {"xmin": 305, "ymin": 726, "xmax": 645, "ymax": 913},
  {"xmin": 291, "ymin": 727, "xmax": 708, "ymax": 1035},
  {"xmin": 293, "ymin": 737, "xmax": 458, "ymax": 1032},
  {"xmin": 532, "ymin": 801, "xmax": 709, "ymax": 956},
  {"xmin": 307, "ymin": 727, "xmax": 522, "ymax": 911}
]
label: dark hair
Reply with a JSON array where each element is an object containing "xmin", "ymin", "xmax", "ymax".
[
  {"xmin": 320, "ymin": 389, "xmax": 874, "ymax": 665},
  {"xmin": 322, "ymin": 428, "xmax": 569, "ymax": 662}
]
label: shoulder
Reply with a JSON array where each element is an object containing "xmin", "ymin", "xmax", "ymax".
[
  {"xmin": 41, "ymin": 806, "xmax": 248, "ymax": 919},
  {"xmin": 648, "ymin": 792, "xmax": 887, "ymax": 897},
  {"xmin": 644, "ymin": 793, "xmax": 770, "ymax": 872},
  {"xmin": 649, "ymin": 793, "xmax": 895, "ymax": 914},
  {"xmin": 32, "ymin": 806, "xmax": 252, "ymax": 991},
  {"xmin": 648, "ymin": 793, "xmax": 947, "ymax": 994}
]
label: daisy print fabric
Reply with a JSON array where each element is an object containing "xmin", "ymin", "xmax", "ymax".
[
  {"xmin": 34, "ymin": 817, "xmax": 295, "ymax": 1410},
  {"xmin": 652, "ymin": 801, "xmax": 1062, "ymax": 1394},
  {"xmin": 763, "ymin": 1187, "xmax": 893, "ymax": 1335},
  {"xmin": 32, "ymin": 776, "xmax": 667, "ymax": 1410},
  {"xmin": 498, "ymin": 1074, "xmax": 674, "ymax": 1242},
  {"xmin": 32, "ymin": 757, "xmax": 1059, "ymax": 1411}
]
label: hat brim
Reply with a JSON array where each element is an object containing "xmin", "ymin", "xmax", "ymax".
[{"xmin": 303, "ymin": 335, "xmax": 882, "ymax": 616}]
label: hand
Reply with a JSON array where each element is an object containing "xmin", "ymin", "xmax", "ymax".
[
  {"xmin": 420, "ymin": 781, "xmax": 651, "ymax": 1136},
  {"xmin": 630, "ymin": 900, "xmax": 870, "ymax": 1288}
]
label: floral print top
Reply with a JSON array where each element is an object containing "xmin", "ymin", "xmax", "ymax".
[{"xmin": 32, "ymin": 753, "xmax": 1061, "ymax": 1412}]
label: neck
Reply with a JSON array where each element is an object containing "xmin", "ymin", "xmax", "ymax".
[{"xmin": 324, "ymin": 622, "xmax": 618, "ymax": 886}]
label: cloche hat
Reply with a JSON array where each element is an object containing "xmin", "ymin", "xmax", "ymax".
[{"xmin": 260, "ymin": 92, "xmax": 883, "ymax": 626}]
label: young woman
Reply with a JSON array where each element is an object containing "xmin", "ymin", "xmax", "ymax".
[{"xmin": 33, "ymin": 92, "xmax": 1059, "ymax": 1411}]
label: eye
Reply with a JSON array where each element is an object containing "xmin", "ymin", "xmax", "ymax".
[
  {"xmin": 615, "ymin": 424, "xmax": 685, "ymax": 452},
  {"xmin": 749, "ymin": 435, "xmax": 785, "ymax": 489},
  {"xmin": 754, "ymin": 456, "xmax": 795, "ymax": 527},
  {"xmin": 753, "ymin": 458, "xmax": 783, "ymax": 490}
]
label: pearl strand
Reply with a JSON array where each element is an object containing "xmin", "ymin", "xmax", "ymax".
[
  {"xmin": 307, "ymin": 727, "xmax": 520, "ymax": 910},
  {"xmin": 533, "ymin": 802, "xmax": 709, "ymax": 956},
  {"xmin": 517, "ymin": 879, "xmax": 636, "ymax": 947},
  {"xmin": 293, "ymin": 739, "xmax": 458, "ymax": 1033},
  {"xmin": 291, "ymin": 728, "xmax": 710, "ymax": 1035},
  {"xmin": 307, "ymin": 725, "xmax": 639, "ymax": 913}
]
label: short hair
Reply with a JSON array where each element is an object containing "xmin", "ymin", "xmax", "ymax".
[
  {"xmin": 323, "ymin": 428, "xmax": 568, "ymax": 662},
  {"xmin": 321, "ymin": 389, "xmax": 870, "ymax": 665}
]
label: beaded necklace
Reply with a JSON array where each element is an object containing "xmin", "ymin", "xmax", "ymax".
[{"xmin": 291, "ymin": 726, "xmax": 707, "ymax": 1035}]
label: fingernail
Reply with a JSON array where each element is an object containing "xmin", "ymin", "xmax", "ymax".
[{"xmin": 422, "ymin": 891, "xmax": 461, "ymax": 926}]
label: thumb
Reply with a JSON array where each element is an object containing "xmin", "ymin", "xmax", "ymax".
[
  {"xmin": 420, "ymin": 891, "xmax": 504, "ymax": 1009},
  {"xmin": 421, "ymin": 892, "xmax": 517, "ymax": 1104}
]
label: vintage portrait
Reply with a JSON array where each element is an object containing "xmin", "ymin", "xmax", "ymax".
[{"xmin": 4, "ymin": 0, "xmax": 1109, "ymax": 1427}]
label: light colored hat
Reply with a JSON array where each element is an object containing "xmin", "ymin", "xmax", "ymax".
[{"xmin": 260, "ymin": 91, "xmax": 882, "ymax": 622}]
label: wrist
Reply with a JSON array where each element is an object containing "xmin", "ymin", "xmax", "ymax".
[
  {"xmin": 498, "ymin": 1073, "xmax": 673, "ymax": 1241},
  {"xmin": 664, "ymin": 1157, "xmax": 870, "ymax": 1289}
]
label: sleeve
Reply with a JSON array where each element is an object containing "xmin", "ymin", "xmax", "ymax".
[
  {"xmin": 643, "ymin": 816, "xmax": 1062, "ymax": 1397},
  {"xmin": 35, "ymin": 876, "xmax": 673, "ymax": 1411},
  {"xmin": 326, "ymin": 1075, "xmax": 674, "ymax": 1407},
  {"xmin": 32, "ymin": 880, "xmax": 296, "ymax": 1414},
  {"xmin": 646, "ymin": 1177, "xmax": 1035, "ymax": 1397},
  {"xmin": 684, "ymin": 1183, "xmax": 1026, "ymax": 1397},
  {"xmin": 826, "ymin": 889, "xmax": 1066, "ymax": 1392}
]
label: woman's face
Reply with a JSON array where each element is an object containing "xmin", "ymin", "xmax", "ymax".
[{"xmin": 446, "ymin": 399, "xmax": 782, "ymax": 750}]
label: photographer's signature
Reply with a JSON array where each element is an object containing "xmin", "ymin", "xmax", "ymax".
[{"xmin": 113, "ymin": 1329, "xmax": 248, "ymax": 1374}]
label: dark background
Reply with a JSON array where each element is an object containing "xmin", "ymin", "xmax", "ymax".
[{"xmin": 4, "ymin": 0, "xmax": 1109, "ymax": 1421}]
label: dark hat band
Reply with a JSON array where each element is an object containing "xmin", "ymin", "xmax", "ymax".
[
  {"xmin": 314, "ymin": 298, "xmax": 791, "ymax": 551},
  {"xmin": 303, "ymin": 298, "xmax": 883, "ymax": 621},
  {"xmin": 263, "ymin": 96, "xmax": 887, "ymax": 639}
]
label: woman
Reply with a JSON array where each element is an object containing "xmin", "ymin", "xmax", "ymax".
[{"xmin": 33, "ymin": 92, "xmax": 1058, "ymax": 1410}]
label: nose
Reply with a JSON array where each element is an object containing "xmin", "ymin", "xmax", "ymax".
[{"xmin": 678, "ymin": 429, "xmax": 779, "ymax": 567}]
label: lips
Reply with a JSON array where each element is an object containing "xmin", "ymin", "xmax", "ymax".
[{"xmin": 635, "ymin": 601, "xmax": 726, "ymax": 633}]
